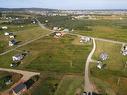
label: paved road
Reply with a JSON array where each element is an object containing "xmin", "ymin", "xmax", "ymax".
[
  {"xmin": 0, "ymin": 19, "xmax": 53, "ymax": 56},
  {"xmin": 84, "ymin": 38, "xmax": 96, "ymax": 94}
]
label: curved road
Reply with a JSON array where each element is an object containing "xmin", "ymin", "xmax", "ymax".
[{"xmin": 84, "ymin": 38, "xmax": 96, "ymax": 94}]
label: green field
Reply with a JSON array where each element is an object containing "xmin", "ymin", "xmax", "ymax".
[
  {"xmin": 54, "ymin": 75, "xmax": 83, "ymax": 95},
  {"xmin": 90, "ymin": 40, "xmax": 127, "ymax": 94},
  {"xmin": 16, "ymin": 35, "xmax": 92, "ymax": 73}
]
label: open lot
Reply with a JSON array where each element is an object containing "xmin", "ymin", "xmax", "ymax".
[{"xmin": 16, "ymin": 35, "xmax": 92, "ymax": 73}]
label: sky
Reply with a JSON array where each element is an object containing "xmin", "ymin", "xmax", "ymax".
[{"xmin": 0, "ymin": 0, "xmax": 127, "ymax": 9}]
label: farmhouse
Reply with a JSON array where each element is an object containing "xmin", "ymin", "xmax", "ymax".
[
  {"xmin": 80, "ymin": 36, "xmax": 91, "ymax": 43},
  {"xmin": 99, "ymin": 52, "xmax": 109, "ymax": 61},
  {"xmin": 9, "ymin": 39, "xmax": 17, "ymax": 46},
  {"xmin": 12, "ymin": 54, "xmax": 24, "ymax": 62},
  {"xmin": 12, "ymin": 82, "xmax": 27, "ymax": 95}
]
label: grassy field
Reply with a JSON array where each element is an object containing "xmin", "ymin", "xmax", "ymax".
[
  {"xmin": 15, "ymin": 35, "xmax": 92, "ymax": 73},
  {"xmin": 0, "ymin": 24, "xmax": 50, "ymax": 53},
  {"xmin": 75, "ymin": 25, "xmax": 127, "ymax": 42},
  {"xmin": 90, "ymin": 40, "xmax": 127, "ymax": 94},
  {"xmin": 54, "ymin": 75, "xmax": 83, "ymax": 95}
]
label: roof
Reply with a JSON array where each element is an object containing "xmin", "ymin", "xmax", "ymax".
[
  {"xmin": 12, "ymin": 83, "xmax": 26, "ymax": 94},
  {"xmin": 14, "ymin": 54, "xmax": 23, "ymax": 58},
  {"xmin": 10, "ymin": 39, "xmax": 16, "ymax": 44}
]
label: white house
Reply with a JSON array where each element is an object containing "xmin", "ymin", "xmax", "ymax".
[
  {"xmin": 12, "ymin": 54, "xmax": 24, "ymax": 62},
  {"xmin": 121, "ymin": 45, "xmax": 127, "ymax": 56},
  {"xmin": 80, "ymin": 36, "xmax": 91, "ymax": 43},
  {"xmin": 9, "ymin": 39, "xmax": 17, "ymax": 46},
  {"xmin": 2, "ymin": 26, "xmax": 8, "ymax": 30}
]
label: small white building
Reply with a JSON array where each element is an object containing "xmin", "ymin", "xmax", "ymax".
[
  {"xmin": 121, "ymin": 45, "xmax": 127, "ymax": 56},
  {"xmin": 12, "ymin": 54, "xmax": 24, "ymax": 62},
  {"xmin": 80, "ymin": 36, "xmax": 91, "ymax": 43},
  {"xmin": 2, "ymin": 26, "xmax": 8, "ymax": 30}
]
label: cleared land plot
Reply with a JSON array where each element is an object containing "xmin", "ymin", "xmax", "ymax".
[
  {"xmin": 90, "ymin": 40, "xmax": 127, "ymax": 94},
  {"xmin": 16, "ymin": 35, "xmax": 92, "ymax": 73},
  {"xmin": 54, "ymin": 75, "xmax": 83, "ymax": 95}
]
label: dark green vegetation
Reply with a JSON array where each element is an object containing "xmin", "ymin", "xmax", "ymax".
[
  {"xmin": 90, "ymin": 41, "xmax": 127, "ymax": 95},
  {"xmin": 37, "ymin": 15, "xmax": 93, "ymax": 31}
]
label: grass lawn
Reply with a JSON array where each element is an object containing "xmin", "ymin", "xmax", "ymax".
[
  {"xmin": 54, "ymin": 75, "xmax": 83, "ymax": 95},
  {"xmin": 90, "ymin": 40, "xmax": 127, "ymax": 95},
  {"xmin": 15, "ymin": 35, "xmax": 92, "ymax": 73}
]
